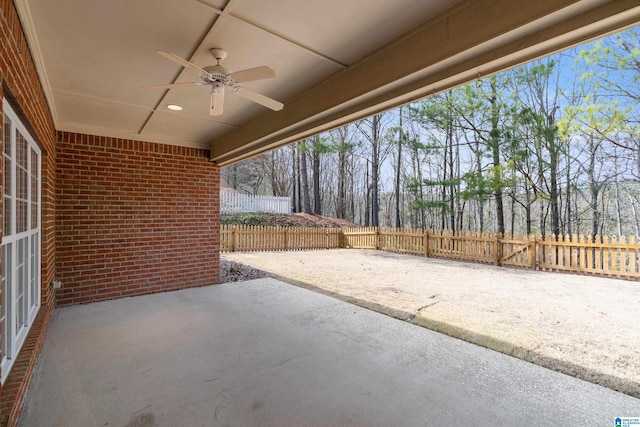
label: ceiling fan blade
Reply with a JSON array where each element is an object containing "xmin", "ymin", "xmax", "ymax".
[
  {"xmin": 229, "ymin": 66, "xmax": 276, "ymax": 83},
  {"xmin": 156, "ymin": 50, "xmax": 209, "ymax": 76},
  {"xmin": 210, "ymin": 91, "xmax": 224, "ymax": 116},
  {"xmin": 141, "ymin": 82, "xmax": 202, "ymax": 90},
  {"xmin": 235, "ymin": 87, "xmax": 283, "ymax": 111}
]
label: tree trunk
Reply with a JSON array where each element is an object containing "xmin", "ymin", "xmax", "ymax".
[
  {"xmin": 447, "ymin": 113, "xmax": 456, "ymax": 231},
  {"xmin": 476, "ymin": 140, "xmax": 485, "ymax": 232},
  {"xmin": 587, "ymin": 136, "xmax": 600, "ymax": 239},
  {"xmin": 269, "ymin": 152, "xmax": 278, "ymax": 196},
  {"xmin": 441, "ymin": 135, "xmax": 447, "ymax": 230},
  {"xmin": 547, "ymin": 112, "xmax": 560, "ymax": 237},
  {"xmin": 411, "ymin": 140, "xmax": 426, "ymax": 229},
  {"xmin": 364, "ymin": 163, "xmax": 371, "ymax": 227},
  {"xmin": 490, "ymin": 76, "xmax": 505, "ymax": 234},
  {"xmin": 312, "ymin": 137, "xmax": 321, "ymax": 215},
  {"xmin": 371, "ymin": 115, "xmax": 380, "ymax": 227},
  {"xmin": 395, "ymin": 107, "xmax": 403, "ymax": 228},
  {"xmin": 337, "ymin": 148, "xmax": 346, "ymax": 219},
  {"xmin": 510, "ymin": 194, "xmax": 516, "ymax": 234},
  {"xmin": 630, "ymin": 195, "xmax": 640, "ymax": 237},
  {"xmin": 291, "ymin": 144, "xmax": 298, "ymax": 213},
  {"xmin": 300, "ymin": 140, "xmax": 312, "ymax": 214},
  {"xmin": 613, "ymin": 149, "xmax": 622, "ymax": 236},
  {"xmin": 565, "ymin": 150, "xmax": 572, "ymax": 236},
  {"xmin": 348, "ymin": 153, "xmax": 355, "ymax": 223},
  {"xmin": 525, "ymin": 189, "xmax": 532, "ymax": 235}
]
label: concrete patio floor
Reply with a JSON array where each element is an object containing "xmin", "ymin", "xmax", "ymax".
[{"xmin": 19, "ymin": 278, "xmax": 640, "ymax": 426}]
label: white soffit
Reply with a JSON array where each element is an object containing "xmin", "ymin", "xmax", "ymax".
[
  {"xmin": 14, "ymin": 0, "xmax": 462, "ymax": 151},
  {"xmin": 13, "ymin": 0, "xmax": 640, "ymax": 160}
]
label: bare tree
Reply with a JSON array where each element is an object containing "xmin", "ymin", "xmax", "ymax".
[{"xmin": 356, "ymin": 113, "xmax": 389, "ymax": 227}]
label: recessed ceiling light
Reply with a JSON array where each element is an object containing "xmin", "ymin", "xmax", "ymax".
[{"xmin": 166, "ymin": 104, "xmax": 183, "ymax": 111}]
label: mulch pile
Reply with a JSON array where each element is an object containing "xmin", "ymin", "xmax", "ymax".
[{"xmin": 220, "ymin": 259, "xmax": 274, "ymax": 283}]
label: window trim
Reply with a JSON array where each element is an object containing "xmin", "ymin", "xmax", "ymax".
[{"xmin": 1, "ymin": 98, "xmax": 42, "ymax": 384}]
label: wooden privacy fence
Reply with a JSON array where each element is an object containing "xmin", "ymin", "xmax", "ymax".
[{"xmin": 221, "ymin": 225, "xmax": 640, "ymax": 280}]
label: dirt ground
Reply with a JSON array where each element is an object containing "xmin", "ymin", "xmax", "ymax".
[{"xmin": 222, "ymin": 249, "xmax": 640, "ymax": 398}]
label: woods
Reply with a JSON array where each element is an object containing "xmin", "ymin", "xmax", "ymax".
[{"xmin": 221, "ymin": 27, "xmax": 640, "ymax": 237}]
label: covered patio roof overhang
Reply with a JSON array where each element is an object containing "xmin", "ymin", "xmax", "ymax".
[{"xmin": 15, "ymin": 0, "xmax": 640, "ymax": 166}]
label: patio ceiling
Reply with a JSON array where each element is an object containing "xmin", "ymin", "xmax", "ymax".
[{"xmin": 15, "ymin": 0, "xmax": 640, "ymax": 165}]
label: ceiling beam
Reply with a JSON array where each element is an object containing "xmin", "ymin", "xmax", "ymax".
[{"xmin": 209, "ymin": 0, "xmax": 640, "ymax": 165}]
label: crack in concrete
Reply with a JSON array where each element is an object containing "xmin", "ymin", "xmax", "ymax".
[{"xmin": 405, "ymin": 300, "xmax": 440, "ymax": 321}]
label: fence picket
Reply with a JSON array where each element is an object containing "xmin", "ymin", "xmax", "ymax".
[
  {"xmin": 611, "ymin": 235, "xmax": 619, "ymax": 277},
  {"xmin": 623, "ymin": 235, "xmax": 628, "ymax": 276},
  {"xmin": 630, "ymin": 236, "xmax": 637, "ymax": 277}
]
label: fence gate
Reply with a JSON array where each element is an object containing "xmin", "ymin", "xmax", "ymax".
[{"xmin": 500, "ymin": 235, "xmax": 536, "ymax": 269}]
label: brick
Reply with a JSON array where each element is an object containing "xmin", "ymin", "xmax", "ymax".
[{"xmin": 56, "ymin": 133, "xmax": 220, "ymax": 307}]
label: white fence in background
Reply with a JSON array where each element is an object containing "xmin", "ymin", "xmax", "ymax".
[{"xmin": 221, "ymin": 192, "xmax": 292, "ymax": 215}]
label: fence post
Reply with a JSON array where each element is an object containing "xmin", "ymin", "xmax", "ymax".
[
  {"xmin": 423, "ymin": 229, "xmax": 429, "ymax": 257},
  {"xmin": 231, "ymin": 226, "xmax": 237, "ymax": 252},
  {"xmin": 375, "ymin": 228, "xmax": 380, "ymax": 250},
  {"xmin": 494, "ymin": 232, "xmax": 502, "ymax": 266},
  {"xmin": 529, "ymin": 234, "xmax": 537, "ymax": 269}
]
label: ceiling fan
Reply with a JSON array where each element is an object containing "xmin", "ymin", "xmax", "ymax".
[{"xmin": 143, "ymin": 48, "xmax": 283, "ymax": 116}]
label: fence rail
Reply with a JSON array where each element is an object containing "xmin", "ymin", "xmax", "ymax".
[
  {"xmin": 221, "ymin": 225, "xmax": 640, "ymax": 281},
  {"xmin": 221, "ymin": 192, "xmax": 291, "ymax": 215}
]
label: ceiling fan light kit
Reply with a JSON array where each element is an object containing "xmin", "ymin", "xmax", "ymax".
[{"xmin": 143, "ymin": 48, "xmax": 283, "ymax": 116}]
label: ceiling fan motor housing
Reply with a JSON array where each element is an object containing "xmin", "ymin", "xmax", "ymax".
[{"xmin": 203, "ymin": 65, "xmax": 234, "ymax": 85}]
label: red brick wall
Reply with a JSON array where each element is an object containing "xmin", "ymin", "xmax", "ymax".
[
  {"xmin": 1, "ymin": 0, "xmax": 58, "ymax": 425},
  {"xmin": 0, "ymin": 1, "xmax": 57, "ymax": 297},
  {"xmin": 56, "ymin": 132, "xmax": 220, "ymax": 306},
  {"xmin": 1, "ymin": 1, "xmax": 220, "ymax": 424}
]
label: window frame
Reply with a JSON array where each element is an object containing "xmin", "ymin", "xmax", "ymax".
[{"xmin": 1, "ymin": 99, "xmax": 42, "ymax": 384}]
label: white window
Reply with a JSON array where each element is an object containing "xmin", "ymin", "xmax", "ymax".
[{"xmin": 1, "ymin": 99, "xmax": 41, "ymax": 384}]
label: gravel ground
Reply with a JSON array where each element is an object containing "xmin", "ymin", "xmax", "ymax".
[{"xmin": 222, "ymin": 249, "xmax": 640, "ymax": 398}]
